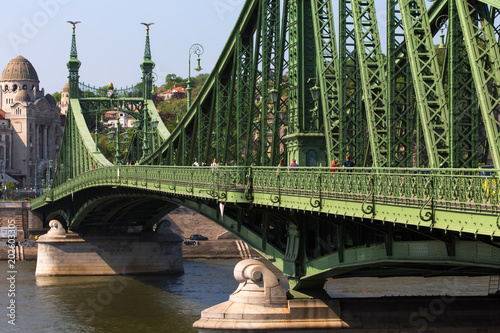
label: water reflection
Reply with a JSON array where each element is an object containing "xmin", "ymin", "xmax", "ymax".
[{"xmin": 2, "ymin": 260, "xmax": 240, "ymax": 333}]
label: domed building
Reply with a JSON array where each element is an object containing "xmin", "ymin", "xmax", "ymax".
[
  {"xmin": 0, "ymin": 55, "xmax": 62, "ymax": 189},
  {"xmin": 60, "ymin": 82, "xmax": 69, "ymax": 115}
]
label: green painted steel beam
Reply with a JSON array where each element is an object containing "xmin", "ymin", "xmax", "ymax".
[
  {"xmin": 302, "ymin": 240, "xmax": 500, "ymax": 280},
  {"xmin": 399, "ymin": 0, "xmax": 450, "ymax": 168},
  {"xmin": 456, "ymin": 0, "xmax": 500, "ymax": 169},
  {"xmin": 352, "ymin": 0, "xmax": 388, "ymax": 167},
  {"xmin": 311, "ymin": 0, "xmax": 341, "ymax": 163},
  {"xmin": 387, "ymin": 0, "xmax": 417, "ymax": 167},
  {"xmin": 478, "ymin": 0, "xmax": 500, "ymax": 9},
  {"xmin": 339, "ymin": 0, "xmax": 367, "ymax": 165},
  {"xmin": 448, "ymin": 1, "xmax": 481, "ymax": 168}
]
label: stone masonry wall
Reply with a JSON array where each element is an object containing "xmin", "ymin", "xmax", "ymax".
[
  {"xmin": 36, "ymin": 234, "xmax": 183, "ymax": 276},
  {"xmin": 0, "ymin": 201, "xmax": 43, "ymax": 240}
]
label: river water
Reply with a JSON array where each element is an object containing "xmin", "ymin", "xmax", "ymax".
[
  {"xmin": 1, "ymin": 259, "xmax": 495, "ymax": 333},
  {"xmin": 1, "ymin": 259, "xmax": 240, "ymax": 333}
]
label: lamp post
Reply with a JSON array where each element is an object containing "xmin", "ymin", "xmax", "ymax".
[
  {"xmin": 436, "ymin": 15, "xmax": 448, "ymax": 50},
  {"xmin": 108, "ymin": 118, "xmax": 129, "ymax": 164},
  {"xmin": 309, "ymin": 84, "xmax": 320, "ymax": 131},
  {"xmin": 187, "ymin": 43, "xmax": 204, "ymax": 110},
  {"xmin": 95, "ymin": 110, "xmax": 100, "ymax": 152},
  {"xmin": 46, "ymin": 159, "xmax": 52, "ymax": 190},
  {"xmin": 1, "ymin": 160, "xmax": 5, "ymax": 201},
  {"xmin": 34, "ymin": 159, "xmax": 37, "ymax": 196}
]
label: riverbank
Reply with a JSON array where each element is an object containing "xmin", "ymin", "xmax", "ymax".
[
  {"xmin": 0, "ymin": 205, "xmax": 258, "ymax": 261},
  {"xmin": 0, "ymin": 239, "xmax": 257, "ymax": 261}
]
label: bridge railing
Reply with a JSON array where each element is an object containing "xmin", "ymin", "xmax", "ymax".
[
  {"xmin": 252, "ymin": 166, "xmax": 499, "ymax": 212},
  {"xmin": 35, "ymin": 166, "xmax": 499, "ymax": 215},
  {"xmin": 78, "ymin": 82, "xmax": 142, "ymax": 98}
]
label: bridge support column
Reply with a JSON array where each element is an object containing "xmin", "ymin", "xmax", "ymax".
[
  {"xmin": 194, "ymin": 259, "xmax": 343, "ymax": 332},
  {"xmin": 35, "ymin": 220, "xmax": 183, "ymax": 276}
]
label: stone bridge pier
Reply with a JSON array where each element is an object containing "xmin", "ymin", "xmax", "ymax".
[
  {"xmin": 194, "ymin": 259, "xmax": 500, "ymax": 332},
  {"xmin": 35, "ymin": 220, "xmax": 183, "ymax": 276}
]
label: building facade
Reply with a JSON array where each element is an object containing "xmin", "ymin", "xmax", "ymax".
[{"xmin": 0, "ymin": 55, "xmax": 62, "ymax": 189}]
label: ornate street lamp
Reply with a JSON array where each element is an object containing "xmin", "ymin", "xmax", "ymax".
[
  {"xmin": 309, "ymin": 84, "xmax": 321, "ymax": 131},
  {"xmin": 269, "ymin": 88, "xmax": 279, "ymax": 104},
  {"xmin": 310, "ymin": 85, "xmax": 320, "ymax": 101},
  {"xmin": 187, "ymin": 43, "xmax": 204, "ymax": 110},
  {"xmin": 436, "ymin": 15, "xmax": 448, "ymax": 50}
]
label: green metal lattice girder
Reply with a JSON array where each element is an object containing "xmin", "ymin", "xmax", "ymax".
[
  {"xmin": 448, "ymin": 0, "xmax": 481, "ymax": 168},
  {"xmin": 352, "ymin": 0, "xmax": 389, "ymax": 167},
  {"xmin": 456, "ymin": 0, "xmax": 500, "ymax": 169},
  {"xmin": 339, "ymin": 0, "xmax": 368, "ymax": 164},
  {"xmin": 399, "ymin": 0, "xmax": 450, "ymax": 168},
  {"xmin": 387, "ymin": 0, "xmax": 416, "ymax": 167},
  {"xmin": 311, "ymin": 0, "xmax": 341, "ymax": 163}
]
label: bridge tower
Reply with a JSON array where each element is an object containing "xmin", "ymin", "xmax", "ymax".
[
  {"xmin": 35, "ymin": 22, "xmax": 181, "ymax": 277},
  {"xmin": 284, "ymin": 1, "xmax": 327, "ymax": 167},
  {"xmin": 67, "ymin": 21, "xmax": 80, "ymax": 100}
]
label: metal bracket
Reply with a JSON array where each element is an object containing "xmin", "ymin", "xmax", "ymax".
[{"xmin": 362, "ymin": 177, "xmax": 374, "ymax": 215}]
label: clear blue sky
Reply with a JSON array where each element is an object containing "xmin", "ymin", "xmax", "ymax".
[
  {"xmin": 0, "ymin": 0, "xmax": 246, "ymax": 94},
  {"xmin": 0, "ymin": 0, "xmax": 418, "ymax": 95}
]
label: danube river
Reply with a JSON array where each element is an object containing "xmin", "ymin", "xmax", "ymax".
[
  {"xmin": 2, "ymin": 258, "xmax": 496, "ymax": 332},
  {"xmin": 1, "ymin": 259, "xmax": 240, "ymax": 333}
]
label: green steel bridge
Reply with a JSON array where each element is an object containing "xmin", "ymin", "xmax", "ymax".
[{"xmin": 33, "ymin": 0, "xmax": 500, "ymax": 294}]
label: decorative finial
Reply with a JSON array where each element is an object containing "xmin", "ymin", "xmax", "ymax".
[
  {"xmin": 141, "ymin": 22, "xmax": 154, "ymax": 32},
  {"xmin": 67, "ymin": 20, "xmax": 81, "ymax": 30}
]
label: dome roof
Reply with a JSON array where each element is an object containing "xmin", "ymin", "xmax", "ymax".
[
  {"xmin": 14, "ymin": 90, "xmax": 32, "ymax": 103},
  {"xmin": 1, "ymin": 55, "xmax": 39, "ymax": 82},
  {"xmin": 44, "ymin": 94, "xmax": 57, "ymax": 107},
  {"xmin": 62, "ymin": 82, "xmax": 69, "ymax": 92}
]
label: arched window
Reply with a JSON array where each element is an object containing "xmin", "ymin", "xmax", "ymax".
[
  {"xmin": 22, "ymin": 85, "xmax": 27, "ymax": 90},
  {"xmin": 4, "ymin": 85, "xmax": 7, "ymax": 91},
  {"xmin": 12, "ymin": 84, "xmax": 17, "ymax": 92},
  {"xmin": 306, "ymin": 150, "xmax": 318, "ymax": 167}
]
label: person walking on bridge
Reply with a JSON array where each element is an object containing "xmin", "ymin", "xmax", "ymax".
[
  {"xmin": 211, "ymin": 158, "xmax": 218, "ymax": 171},
  {"xmin": 277, "ymin": 158, "xmax": 286, "ymax": 175},
  {"xmin": 342, "ymin": 155, "xmax": 354, "ymax": 168},
  {"xmin": 330, "ymin": 158, "xmax": 339, "ymax": 173}
]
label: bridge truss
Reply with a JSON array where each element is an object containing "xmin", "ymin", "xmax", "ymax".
[{"xmin": 33, "ymin": 0, "xmax": 500, "ymax": 294}]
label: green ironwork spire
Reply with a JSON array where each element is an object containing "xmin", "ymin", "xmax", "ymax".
[
  {"xmin": 142, "ymin": 23, "xmax": 152, "ymax": 61},
  {"xmin": 140, "ymin": 23, "xmax": 155, "ymax": 100},
  {"xmin": 66, "ymin": 21, "xmax": 81, "ymax": 99}
]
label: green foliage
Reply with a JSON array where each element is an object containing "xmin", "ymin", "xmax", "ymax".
[
  {"xmin": 192, "ymin": 73, "xmax": 209, "ymax": 94},
  {"xmin": 163, "ymin": 74, "xmax": 187, "ymax": 91},
  {"xmin": 52, "ymin": 91, "xmax": 61, "ymax": 103},
  {"xmin": 157, "ymin": 98, "xmax": 187, "ymax": 131},
  {"xmin": 155, "ymin": 73, "xmax": 208, "ymax": 131},
  {"xmin": 3, "ymin": 181, "xmax": 16, "ymax": 198}
]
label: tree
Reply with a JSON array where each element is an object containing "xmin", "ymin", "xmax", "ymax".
[
  {"xmin": 52, "ymin": 91, "xmax": 61, "ymax": 103},
  {"xmin": 157, "ymin": 98, "xmax": 187, "ymax": 131},
  {"xmin": 3, "ymin": 181, "xmax": 16, "ymax": 199},
  {"xmin": 163, "ymin": 74, "xmax": 187, "ymax": 91},
  {"xmin": 154, "ymin": 72, "xmax": 209, "ymax": 131}
]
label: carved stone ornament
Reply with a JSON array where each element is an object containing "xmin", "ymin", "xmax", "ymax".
[
  {"xmin": 230, "ymin": 259, "xmax": 287, "ymax": 307},
  {"xmin": 47, "ymin": 220, "xmax": 66, "ymax": 235}
]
